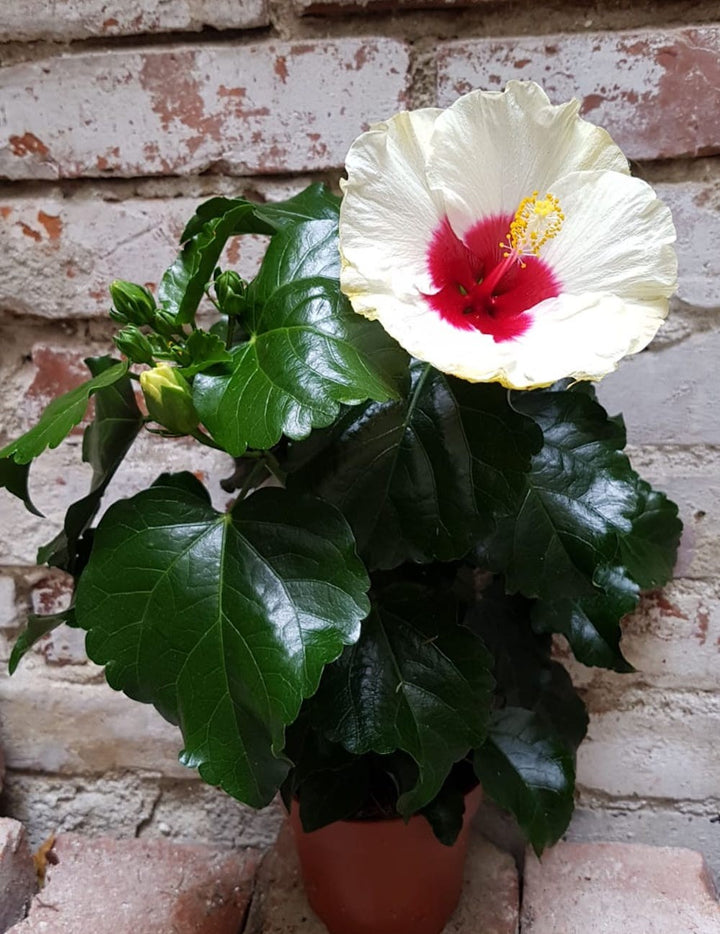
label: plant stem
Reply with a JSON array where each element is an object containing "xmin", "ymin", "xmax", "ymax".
[{"xmin": 190, "ymin": 428, "xmax": 224, "ymax": 451}]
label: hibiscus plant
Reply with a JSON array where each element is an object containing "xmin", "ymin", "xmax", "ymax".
[{"xmin": 1, "ymin": 83, "xmax": 681, "ymax": 854}]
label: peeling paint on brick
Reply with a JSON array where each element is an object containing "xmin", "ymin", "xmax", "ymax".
[{"xmin": 437, "ymin": 26, "xmax": 720, "ymax": 160}]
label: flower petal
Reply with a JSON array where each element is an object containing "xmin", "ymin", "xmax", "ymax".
[
  {"xmin": 426, "ymin": 81, "xmax": 631, "ymax": 240},
  {"xmin": 542, "ymin": 170, "xmax": 677, "ymax": 300},
  {"xmin": 340, "ymin": 107, "xmax": 444, "ymax": 305}
]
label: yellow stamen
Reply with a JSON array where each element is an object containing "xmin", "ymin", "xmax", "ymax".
[{"xmin": 499, "ymin": 191, "xmax": 564, "ymax": 268}]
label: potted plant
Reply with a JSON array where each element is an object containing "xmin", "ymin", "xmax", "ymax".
[{"xmin": 1, "ymin": 81, "xmax": 680, "ymax": 934}]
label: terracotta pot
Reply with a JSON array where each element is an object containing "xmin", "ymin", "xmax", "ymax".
[{"xmin": 288, "ymin": 785, "xmax": 482, "ymax": 934}]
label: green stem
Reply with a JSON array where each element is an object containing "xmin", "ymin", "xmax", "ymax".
[
  {"xmin": 190, "ymin": 428, "xmax": 224, "ymax": 451},
  {"xmin": 225, "ymin": 316, "xmax": 236, "ymax": 349}
]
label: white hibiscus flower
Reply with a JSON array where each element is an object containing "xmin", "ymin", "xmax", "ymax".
[{"xmin": 338, "ymin": 81, "xmax": 677, "ymax": 389}]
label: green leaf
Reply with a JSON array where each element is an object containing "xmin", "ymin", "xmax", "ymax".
[
  {"xmin": 467, "ymin": 585, "xmax": 588, "ymax": 750},
  {"xmin": 194, "ymin": 219, "xmax": 406, "ymax": 455},
  {"xmin": 619, "ymin": 481, "xmax": 682, "ymax": 590},
  {"xmin": 178, "ymin": 330, "xmax": 233, "ymax": 377},
  {"xmin": 74, "ymin": 479, "xmax": 370, "ymax": 808},
  {"xmin": 37, "ymin": 358, "xmax": 144, "ymax": 573},
  {"xmin": 0, "ymin": 458, "xmax": 41, "ymax": 517},
  {"xmin": 312, "ymin": 584, "xmax": 494, "ymax": 816},
  {"xmin": 489, "ymin": 387, "xmax": 643, "ymax": 600},
  {"xmin": 9, "ymin": 606, "xmax": 77, "ymax": 675},
  {"xmin": 181, "ymin": 183, "xmax": 341, "ymax": 242},
  {"xmin": 0, "ymin": 360, "xmax": 129, "ymax": 467},
  {"xmin": 160, "ymin": 204, "xmax": 261, "ymax": 325},
  {"xmin": 288, "ymin": 362, "xmax": 540, "ymax": 570},
  {"xmin": 532, "ymin": 565, "xmax": 639, "ymax": 673},
  {"xmin": 162, "ymin": 184, "xmax": 342, "ymax": 326},
  {"xmin": 474, "ymin": 707, "xmax": 575, "ymax": 855}
]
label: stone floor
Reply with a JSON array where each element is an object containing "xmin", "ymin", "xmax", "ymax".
[{"xmin": 1, "ymin": 814, "xmax": 720, "ymax": 933}]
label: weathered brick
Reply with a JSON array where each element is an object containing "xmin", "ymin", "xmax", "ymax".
[
  {"xmin": 437, "ymin": 27, "xmax": 720, "ymax": 161},
  {"xmin": 30, "ymin": 575, "xmax": 88, "ymax": 667},
  {"xmin": 0, "ymin": 191, "xmax": 282, "ymax": 319},
  {"xmin": 0, "ymin": 40, "xmax": 410, "ymax": 180},
  {"xmin": 597, "ymin": 330, "xmax": 720, "ymax": 446},
  {"xmin": 0, "ymin": 0, "xmax": 269, "ymax": 41},
  {"xmin": 576, "ymin": 693, "xmax": 720, "ymax": 802},
  {"xmin": 522, "ymin": 842, "xmax": 720, "ymax": 934},
  {"xmin": 621, "ymin": 445, "xmax": 720, "ymax": 581},
  {"xmin": 7, "ymin": 834, "xmax": 258, "ymax": 934},
  {"xmin": 555, "ymin": 581, "xmax": 720, "ymax": 693},
  {"xmin": 0, "ymin": 663, "xmax": 194, "ymax": 778},
  {"xmin": 2, "ymin": 771, "xmax": 283, "ymax": 852},
  {"xmin": 567, "ymin": 806, "xmax": 720, "ymax": 889},
  {"xmin": 655, "ymin": 182, "xmax": 720, "ymax": 310},
  {"xmin": 0, "ymin": 819, "xmax": 35, "ymax": 931},
  {"xmin": 0, "ymin": 577, "xmax": 16, "ymax": 630},
  {"xmin": 0, "ymin": 433, "xmax": 234, "ymax": 567},
  {"xmin": 0, "ymin": 334, "xmax": 234, "ymax": 567}
]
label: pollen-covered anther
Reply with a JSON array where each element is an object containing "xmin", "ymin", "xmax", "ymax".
[{"xmin": 500, "ymin": 191, "xmax": 564, "ymax": 266}]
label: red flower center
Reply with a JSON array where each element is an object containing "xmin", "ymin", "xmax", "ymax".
[{"xmin": 425, "ymin": 215, "xmax": 560, "ymax": 342}]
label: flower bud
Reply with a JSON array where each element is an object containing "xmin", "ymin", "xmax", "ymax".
[
  {"xmin": 110, "ymin": 280, "xmax": 156, "ymax": 326},
  {"xmin": 140, "ymin": 364, "xmax": 199, "ymax": 435},
  {"xmin": 153, "ymin": 308, "xmax": 181, "ymax": 338},
  {"xmin": 113, "ymin": 325, "xmax": 155, "ymax": 366},
  {"xmin": 215, "ymin": 270, "xmax": 248, "ymax": 317}
]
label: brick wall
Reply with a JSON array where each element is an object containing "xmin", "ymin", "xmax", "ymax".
[{"xmin": 1, "ymin": 0, "xmax": 719, "ymax": 874}]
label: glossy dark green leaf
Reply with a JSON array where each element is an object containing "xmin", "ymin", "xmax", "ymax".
[
  {"xmin": 194, "ymin": 219, "xmax": 406, "ymax": 455},
  {"xmin": 532, "ymin": 565, "xmax": 639, "ymax": 672},
  {"xmin": 9, "ymin": 606, "xmax": 77, "ymax": 675},
  {"xmin": 297, "ymin": 758, "xmax": 372, "ymax": 831},
  {"xmin": 473, "ymin": 707, "xmax": 575, "ymax": 855},
  {"xmin": 0, "ymin": 361, "xmax": 128, "ymax": 467},
  {"xmin": 163, "ymin": 184, "xmax": 342, "ymax": 326},
  {"xmin": 489, "ymin": 388, "xmax": 643, "ymax": 600},
  {"xmin": 619, "ymin": 481, "xmax": 682, "ymax": 590},
  {"xmin": 177, "ymin": 330, "xmax": 232, "ymax": 377},
  {"xmin": 37, "ymin": 357, "xmax": 144, "ymax": 573},
  {"xmin": 420, "ymin": 782, "xmax": 467, "ymax": 847},
  {"xmin": 74, "ymin": 478, "xmax": 369, "ymax": 808},
  {"xmin": 467, "ymin": 585, "xmax": 588, "ymax": 750},
  {"xmin": 180, "ymin": 182, "xmax": 340, "ymax": 242},
  {"xmin": 288, "ymin": 362, "xmax": 540, "ymax": 570},
  {"xmin": 0, "ymin": 457, "xmax": 41, "ymax": 516},
  {"xmin": 312, "ymin": 585, "xmax": 494, "ymax": 816},
  {"xmin": 160, "ymin": 204, "xmax": 259, "ymax": 325}
]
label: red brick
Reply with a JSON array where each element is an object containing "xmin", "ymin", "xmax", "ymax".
[
  {"xmin": 7, "ymin": 834, "xmax": 258, "ymax": 934},
  {"xmin": 437, "ymin": 27, "xmax": 720, "ymax": 160},
  {"xmin": 0, "ymin": 41, "xmax": 410, "ymax": 180},
  {"xmin": 0, "ymin": 192, "xmax": 281, "ymax": 319},
  {"xmin": 522, "ymin": 842, "xmax": 720, "ymax": 933},
  {"xmin": 0, "ymin": 0, "xmax": 269, "ymax": 41},
  {"xmin": 0, "ymin": 819, "xmax": 35, "ymax": 931},
  {"xmin": 245, "ymin": 823, "xmax": 518, "ymax": 933}
]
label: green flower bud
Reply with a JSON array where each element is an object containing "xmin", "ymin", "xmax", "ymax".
[
  {"xmin": 215, "ymin": 270, "xmax": 248, "ymax": 317},
  {"xmin": 113, "ymin": 325, "xmax": 155, "ymax": 366},
  {"xmin": 140, "ymin": 364, "xmax": 199, "ymax": 435},
  {"xmin": 153, "ymin": 308, "xmax": 181, "ymax": 338},
  {"xmin": 110, "ymin": 280, "xmax": 156, "ymax": 326}
]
